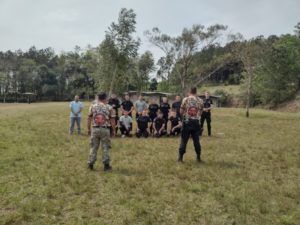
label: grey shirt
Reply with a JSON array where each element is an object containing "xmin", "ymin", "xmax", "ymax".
[
  {"xmin": 134, "ymin": 100, "xmax": 148, "ymax": 113},
  {"xmin": 119, "ymin": 115, "xmax": 133, "ymax": 129}
]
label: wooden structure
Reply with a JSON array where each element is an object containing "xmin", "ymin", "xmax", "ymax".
[
  {"xmin": 198, "ymin": 95, "xmax": 221, "ymax": 107},
  {"xmin": 125, "ymin": 91, "xmax": 176, "ymax": 104}
]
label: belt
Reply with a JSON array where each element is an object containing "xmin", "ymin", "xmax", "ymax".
[{"xmin": 93, "ymin": 126, "xmax": 110, "ymax": 129}]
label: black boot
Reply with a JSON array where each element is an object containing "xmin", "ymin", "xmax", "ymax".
[
  {"xmin": 104, "ymin": 163, "xmax": 112, "ymax": 172},
  {"xmin": 177, "ymin": 153, "xmax": 183, "ymax": 162},
  {"xmin": 88, "ymin": 163, "xmax": 94, "ymax": 170},
  {"xmin": 196, "ymin": 155, "xmax": 202, "ymax": 163}
]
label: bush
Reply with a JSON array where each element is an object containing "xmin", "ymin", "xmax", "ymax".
[{"xmin": 213, "ymin": 89, "xmax": 230, "ymax": 106}]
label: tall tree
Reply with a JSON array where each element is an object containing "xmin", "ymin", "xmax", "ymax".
[
  {"xmin": 99, "ymin": 8, "xmax": 140, "ymax": 96},
  {"xmin": 229, "ymin": 35, "xmax": 266, "ymax": 117},
  {"xmin": 145, "ymin": 24, "xmax": 227, "ymax": 93}
]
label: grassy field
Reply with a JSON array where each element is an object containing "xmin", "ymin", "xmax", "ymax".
[{"xmin": 0, "ymin": 103, "xmax": 300, "ymax": 225}]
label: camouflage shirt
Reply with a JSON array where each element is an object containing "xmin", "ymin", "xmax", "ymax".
[
  {"xmin": 181, "ymin": 95, "xmax": 204, "ymax": 121},
  {"xmin": 88, "ymin": 101, "xmax": 116, "ymax": 127}
]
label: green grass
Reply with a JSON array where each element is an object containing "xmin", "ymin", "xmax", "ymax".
[
  {"xmin": 198, "ymin": 85, "xmax": 241, "ymax": 95},
  {"xmin": 0, "ymin": 103, "xmax": 300, "ymax": 225}
]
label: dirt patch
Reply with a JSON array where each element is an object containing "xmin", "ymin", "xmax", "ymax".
[{"xmin": 273, "ymin": 100, "xmax": 300, "ymax": 113}]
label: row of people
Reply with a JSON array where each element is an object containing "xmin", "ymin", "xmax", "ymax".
[
  {"xmin": 69, "ymin": 92, "xmax": 213, "ymax": 137},
  {"xmin": 119, "ymin": 110, "xmax": 182, "ymax": 138},
  {"xmin": 85, "ymin": 87, "xmax": 206, "ymax": 171}
]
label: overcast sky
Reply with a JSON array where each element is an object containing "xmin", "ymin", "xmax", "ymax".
[{"xmin": 0, "ymin": 0, "xmax": 299, "ymax": 60}]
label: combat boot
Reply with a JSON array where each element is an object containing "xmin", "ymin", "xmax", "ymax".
[
  {"xmin": 104, "ymin": 163, "xmax": 112, "ymax": 172},
  {"xmin": 177, "ymin": 153, "xmax": 183, "ymax": 162},
  {"xmin": 88, "ymin": 163, "xmax": 94, "ymax": 170},
  {"xmin": 196, "ymin": 155, "xmax": 202, "ymax": 163}
]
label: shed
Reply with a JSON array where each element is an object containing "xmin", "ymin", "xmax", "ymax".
[
  {"xmin": 198, "ymin": 95, "xmax": 221, "ymax": 107},
  {"xmin": 125, "ymin": 91, "xmax": 176, "ymax": 104}
]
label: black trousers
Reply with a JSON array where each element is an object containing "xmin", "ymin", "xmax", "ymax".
[
  {"xmin": 136, "ymin": 129, "xmax": 149, "ymax": 138},
  {"xmin": 200, "ymin": 112, "xmax": 211, "ymax": 136},
  {"xmin": 163, "ymin": 115, "xmax": 168, "ymax": 130},
  {"xmin": 179, "ymin": 119, "xmax": 201, "ymax": 156},
  {"xmin": 170, "ymin": 127, "xmax": 181, "ymax": 136},
  {"xmin": 120, "ymin": 124, "xmax": 132, "ymax": 136},
  {"xmin": 154, "ymin": 129, "xmax": 167, "ymax": 138}
]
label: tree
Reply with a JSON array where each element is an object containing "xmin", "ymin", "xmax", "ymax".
[
  {"xmin": 98, "ymin": 8, "xmax": 140, "ymax": 96},
  {"xmin": 135, "ymin": 51, "xmax": 155, "ymax": 91},
  {"xmin": 229, "ymin": 35, "xmax": 266, "ymax": 117},
  {"xmin": 149, "ymin": 78, "xmax": 158, "ymax": 91},
  {"xmin": 145, "ymin": 24, "xmax": 227, "ymax": 93},
  {"xmin": 254, "ymin": 34, "xmax": 300, "ymax": 105}
]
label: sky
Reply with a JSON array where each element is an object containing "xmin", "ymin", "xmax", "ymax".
[{"xmin": 0, "ymin": 0, "xmax": 299, "ymax": 61}]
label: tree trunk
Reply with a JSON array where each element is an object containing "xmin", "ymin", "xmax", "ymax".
[
  {"xmin": 109, "ymin": 63, "xmax": 118, "ymax": 97},
  {"xmin": 245, "ymin": 71, "xmax": 252, "ymax": 118}
]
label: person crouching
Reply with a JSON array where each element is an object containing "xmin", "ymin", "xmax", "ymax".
[
  {"xmin": 119, "ymin": 110, "xmax": 133, "ymax": 137},
  {"xmin": 153, "ymin": 111, "xmax": 167, "ymax": 138},
  {"xmin": 136, "ymin": 109, "xmax": 151, "ymax": 138},
  {"xmin": 169, "ymin": 111, "xmax": 182, "ymax": 136}
]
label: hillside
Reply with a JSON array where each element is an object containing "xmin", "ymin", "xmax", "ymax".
[{"xmin": 0, "ymin": 103, "xmax": 300, "ymax": 225}]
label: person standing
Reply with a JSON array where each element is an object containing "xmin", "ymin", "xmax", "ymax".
[
  {"xmin": 178, "ymin": 87, "xmax": 204, "ymax": 163},
  {"xmin": 87, "ymin": 92, "xmax": 116, "ymax": 171},
  {"xmin": 134, "ymin": 95, "xmax": 148, "ymax": 120},
  {"xmin": 148, "ymin": 98, "xmax": 159, "ymax": 134},
  {"xmin": 172, "ymin": 95, "xmax": 182, "ymax": 118},
  {"xmin": 108, "ymin": 93, "xmax": 121, "ymax": 136},
  {"xmin": 69, "ymin": 95, "xmax": 83, "ymax": 135},
  {"xmin": 121, "ymin": 94, "xmax": 134, "ymax": 117},
  {"xmin": 200, "ymin": 91, "xmax": 213, "ymax": 136},
  {"xmin": 160, "ymin": 97, "xmax": 170, "ymax": 130}
]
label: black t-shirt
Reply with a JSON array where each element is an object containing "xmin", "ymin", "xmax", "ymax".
[
  {"xmin": 121, "ymin": 100, "xmax": 133, "ymax": 112},
  {"xmin": 154, "ymin": 117, "xmax": 165, "ymax": 130},
  {"xmin": 137, "ymin": 116, "xmax": 150, "ymax": 130},
  {"xmin": 148, "ymin": 103, "xmax": 159, "ymax": 116},
  {"xmin": 169, "ymin": 116, "xmax": 181, "ymax": 128},
  {"xmin": 172, "ymin": 101, "xmax": 181, "ymax": 114},
  {"xmin": 108, "ymin": 98, "xmax": 120, "ymax": 114},
  {"xmin": 160, "ymin": 102, "xmax": 170, "ymax": 117},
  {"xmin": 203, "ymin": 98, "xmax": 213, "ymax": 112}
]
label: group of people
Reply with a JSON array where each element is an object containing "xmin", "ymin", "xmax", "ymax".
[
  {"xmin": 69, "ymin": 88, "xmax": 213, "ymax": 171},
  {"xmin": 108, "ymin": 94, "xmax": 184, "ymax": 138}
]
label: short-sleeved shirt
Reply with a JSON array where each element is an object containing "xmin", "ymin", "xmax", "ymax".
[
  {"xmin": 203, "ymin": 97, "xmax": 213, "ymax": 112},
  {"xmin": 160, "ymin": 102, "xmax": 170, "ymax": 117},
  {"xmin": 121, "ymin": 100, "xmax": 134, "ymax": 112},
  {"xmin": 137, "ymin": 116, "xmax": 150, "ymax": 130},
  {"xmin": 154, "ymin": 117, "xmax": 165, "ymax": 130},
  {"xmin": 148, "ymin": 103, "xmax": 159, "ymax": 117},
  {"xmin": 172, "ymin": 101, "xmax": 181, "ymax": 115},
  {"xmin": 119, "ymin": 115, "xmax": 133, "ymax": 129},
  {"xmin": 88, "ymin": 101, "xmax": 115, "ymax": 127},
  {"xmin": 108, "ymin": 98, "xmax": 120, "ymax": 115},
  {"xmin": 181, "ymin": 95, "xmax": 203, "ymax": 121},
  {"xmin": 169, "ymin": 116, "xmax": 181, "ymax": 128},
  {"xmin": 135, "ymin": 100, "xmax": 147, "ymax": 113},
  {"xmin": 70, "ymin": 101, "xmax": 83, "ymax": 117}
]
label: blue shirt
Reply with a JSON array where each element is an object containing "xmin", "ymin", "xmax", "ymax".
[{"xmin": 70, "ymin": 101, "xmax": 83, "ymax": 117}]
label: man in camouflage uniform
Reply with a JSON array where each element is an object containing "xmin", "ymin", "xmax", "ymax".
[
  {"xmin": 178, "ymin": 87, "xmax": 204, "ymax": 163},
  {"xmin": 87, "ymin": 92, "xmax": 116, "ymax": 171}
]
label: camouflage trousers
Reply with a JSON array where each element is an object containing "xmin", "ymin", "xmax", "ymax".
[{"xmin": 88, "ymin": 127, "xmax": 111, "ymax": 165}]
